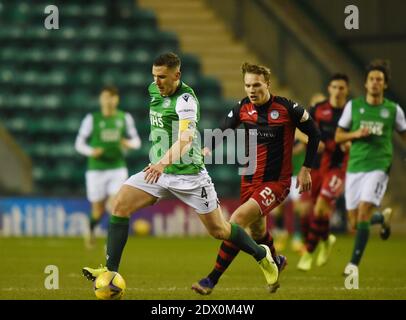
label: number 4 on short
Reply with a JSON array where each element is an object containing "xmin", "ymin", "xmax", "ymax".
[{"xmin": 201, "ymin": 187, "xmax": 207, "ymax": 199}]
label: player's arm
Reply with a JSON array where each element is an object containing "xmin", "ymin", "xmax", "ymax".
[
  {"xmin": 287, "ymin": 100, "xmax": 321, "ymax": 193},
  {"xmin": 74, "ymin": 114, "xmax": 103, "ymax": 158},
  {"xmin": 121, "ymin": 113, "xmax": 142, "ymax": 150},
  {"xmin": 335, "ymin": 101, "xmax": 369, "ymax": 143},
  {"xmin": 294, "ymin": 106, "xmax": 325, "ymax": 153},
  {"xmin": 395, "ymin": 105, "xmax": 406, "ymax": 143},
  {"xmin": 144, "ymin": 94, "xmax": 197, "ymax": 183}
]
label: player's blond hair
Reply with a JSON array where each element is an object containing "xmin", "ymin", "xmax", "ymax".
[{"xmin": 241, "ymin": 62, "xmax": 271, "ymax": 85}]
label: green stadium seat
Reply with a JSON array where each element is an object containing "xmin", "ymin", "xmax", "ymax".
[{"xmin": 0, "ymin": 0, "xmax": 231, "ymax": 197}]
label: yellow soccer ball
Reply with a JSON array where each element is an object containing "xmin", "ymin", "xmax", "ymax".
[
  {"xmin": 94, "ymin": 271, "xmax": 126, "ymax": 300},
  {"xmin": 132, "ymin": 218, "xmax": 151, "ymax": 236}
]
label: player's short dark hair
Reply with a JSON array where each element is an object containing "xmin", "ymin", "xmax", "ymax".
[
  {"xmin": 101, "ymin": 85, "xmax": 119, "ymax": 96},
  {"xmin": 366, "ymin": 59, "xmax": 391, "ymax": 84},
  {"xmin": 241, "ymin": 62, "xmax": 271, "ymax": 85},
  {"xmin": 329, "ymin": 73, "xmax": 349, "ymax": 85},
  {"xmin": 153, "ymin": 52, "xmax": 181, "ymax": 69}
]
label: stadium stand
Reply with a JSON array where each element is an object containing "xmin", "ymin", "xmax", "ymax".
[{"xmin": 0, "ymin": 0, "xmax": 238, "ymax": 197}]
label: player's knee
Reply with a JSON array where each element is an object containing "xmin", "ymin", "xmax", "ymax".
[
  {"xmin": 250, "ymin": 228, "xmax": 265, "ymax": 241},
  {"xmin": 208, "ymin": 225, "xmax": 228, "ymax": 240},
  {"xmin": 358, "ymin": 202, "xmax": 374, "ymax": 221},
  {"xmin": 112, "ymin": 198, "xmax": 132, "ymax": 218},
  {"xmin": 230, "ymin": 214, "xmax": 249, "ymax": 228}
]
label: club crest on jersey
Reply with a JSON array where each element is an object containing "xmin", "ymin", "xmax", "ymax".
[
  {"xmin": 99, "ymin": 121, "xmax": 105, "ymax": 128},
  {"xmin": 360, "ymin": 108, "xmax": 365, "ymax": 114},
  {"xmin": 270, "ymin": 110, "xmax": 279, "ymax": 119},
  {"xmin": 228, "ymin": 111, "xmax": 233, "ymax": 118},
  {"xmin": 116, "ymin": 120, "xmax": 123, "ymax": 128},
  {"xmin": 163, "ymin": 98, "xmax": 171, "ymax": 108},
  {"xmin": 380, "ymin": 108, "xmax": 389, "ymax": 119}
]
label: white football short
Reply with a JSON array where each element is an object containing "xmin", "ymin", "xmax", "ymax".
[
  {"xmin": 124, "ymin": 169, "xmax": 219, "ymax": 214},
  {"xmin": 345, "ymin": 170, "xmax": 389, "ymax": 210},
  {"xmin": 86, "ymin": 168, "xmax": 129, "ymax": 202}
]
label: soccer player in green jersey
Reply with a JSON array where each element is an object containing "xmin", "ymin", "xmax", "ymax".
[
  {"xmin": 75, "ymin": 85, "xmax": 141, "ymax": 248},
  {"xmin": 335, "ymin": 60, "xmax": 406, "ymax": 275},
  {"xmin": 82, "ymin": 53, "xmax": 280, "ymax": 291}
]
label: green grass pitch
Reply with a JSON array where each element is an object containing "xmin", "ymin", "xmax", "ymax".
[{"xmin": 1, "ymin": 234, "xmax": 405, "ymax": 300}]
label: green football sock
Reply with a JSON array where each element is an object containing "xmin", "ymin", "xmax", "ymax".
[
  {"xmin": 229, "ymin": 223, "xmax": 266, "ymax": 261},
  {"xmin": 370, "ymin": 211, "xmax": 384, "ymax": 225},
  {"xmin": 106, "ymin": 216, "xmax": 130, "ymax": 272},
  {"xmin": 350, "ymin": 221, "xmax": 370, "ymax": 266}
]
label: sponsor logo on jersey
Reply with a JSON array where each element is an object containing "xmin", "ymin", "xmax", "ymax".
[
  {"xmin": 101, "ymin": 129, "xmax": 120, "ymax": 142},
  {"xmin": 228, "ymin": 111, "xmax": 233, "ymax": 118},
  {"xmin": 270, "ymin": 110, "xmax": 279, "ymax": 119},
  {"xmin": 248, "ymin": 110, "xmax": 257, "ymax": 116},
  {"xmin": 360, "ymin": 120, "xmax": 384, "ymax": 136},
  {"xmin": 182, "ymin": 94, "xmax": 190, "ymax": 102},
  {"xmin": 380, "ymin": 108, "xmax": 390, "ymax": 119},
  {"xmin": 293, "ymin": 103, "xmax": 299, "ymax": 108}
]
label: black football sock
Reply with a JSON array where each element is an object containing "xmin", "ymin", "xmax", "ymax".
[
  {"xmin": 106, "ymin": 215, "xmax": 129, "ymax": 272},
  {"xmin": 228, "ymin": 223, "xmax": 266, "ymax": 261},
  {"xmin": 350, "ymin": 221, "xmax": 370, "ymax": 266}
]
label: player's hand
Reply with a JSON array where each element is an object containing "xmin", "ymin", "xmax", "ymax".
[
  {"xmin": 317, "ymin": 141, "xmax": 326, "ymax": 154},
  {"xmin": 91, "ymin": 148, "xmax": 104, "ymax": 158},
  {"xmin": 340, "ymin": 141, "xmax": 352, "ymax": 152},
  {"xmin": 354, "ymin": 127, "xmax": 370, "ymax": 139},
  {"xmin": 202, "ymin": 147, "xmax": 212, "ymax": 157},
  {"xmin": 143, "ymin": 163, "xmax": 165, "ymax": 184},
  {"xmin": 297, "ymin": 166, "xmax": 312, "ymax": 194}
]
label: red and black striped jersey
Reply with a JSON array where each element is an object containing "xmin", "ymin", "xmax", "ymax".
[
  {"xmin": 219, "ymin": 95, "xmax": 310, "ymax": 184},
  {"xmin": 310, "ymin": 100, "xmax": 348, "ymax": 171}
]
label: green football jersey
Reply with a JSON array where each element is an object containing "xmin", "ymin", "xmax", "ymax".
[
  {"xmin": 88, "ymin": 111, "xmax": 127, "ymax": 170},
  {"xmin": 339, "ymin": 97, "xmax": 399, "ymax": 173},
  {"xmin": 148, "ymin": 81, "xmax": 204, "ymax": 175}
]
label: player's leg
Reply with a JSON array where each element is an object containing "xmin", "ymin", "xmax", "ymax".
[
  {"xmin": 197, "ymin": 201, "xmax": 279, "ymax": 293},
  {"xmin": 195, "ymin": 199, "xmax": 264, "ymax": 292},
  {"xmin": 314, "ymin": 197, "xmax": 336, "ymax": 267},
  {"xmin": 82, "ymin": 171, "xmax": 166, "ymax": 280},
  {"xmin": 85, "ymin": 200, "xmax": 106, "ymax": 248},
  {"xmin": 192, "ymin": 180, "xmax": 288, "ymax": 294},
  {"xmin": 85, "ymin": 170, "xmax": 108, "ymax": 248},
  {"xmin": 345, "ymin": 170, "xmax": 389, "ymax": 273},
  {"xmin": 249, "ymin": 216, "xmax": 288, "ymax": 273}
]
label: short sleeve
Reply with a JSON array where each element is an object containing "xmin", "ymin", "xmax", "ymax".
[
  {"xmin": 338, "ymin": 100, "xmax": 352, "ymax": 130},
  {"xmin": 395, "ymin": 104, "xmax": 406, "ymax": 133},
  {"xmin": 175, "ymin": 93, "xmax": 198, "ymax": 121}
]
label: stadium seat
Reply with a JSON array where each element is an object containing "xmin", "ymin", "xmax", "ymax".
[{"xmin": 0, "ymin": 1, "xmax": 227, "ymax": 197}]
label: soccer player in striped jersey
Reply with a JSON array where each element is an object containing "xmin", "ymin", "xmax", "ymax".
[
  {"xmin": 296, "ymin": 74, "xmax": 350, "ymax": 271},
  {"xmin": 336, "ymin": 60, "xmax": 406, "ymax": 275},
  {"xmin": 75, "ymin": 85, "xmax": 141, "ymax": 248},
  {"xmin": 192, "ymin": 62, "xmax": 320, "ymax": 295}
]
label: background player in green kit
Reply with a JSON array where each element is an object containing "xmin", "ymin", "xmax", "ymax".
[
  {"xmin": 75, "ymin": 86, "xmax": 142, "ymax": 248},
  {"xmin": 82, "ymin": 53, "xmax": 279, "ymax": 291},
  {"xmin": 335, "ymin": 60, "xmax": 406, "ymax": 275}
]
